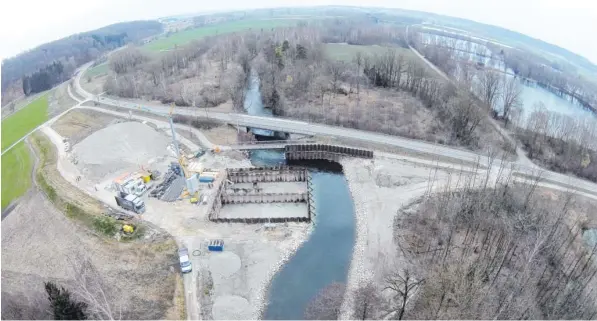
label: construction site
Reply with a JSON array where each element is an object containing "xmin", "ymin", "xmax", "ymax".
[
  {"xmin": 23, "ymin": 95, "xmax": 390, "ymax": 319},
  {"xmin": 37, "ymin": 105, "xmax": 324, "ymax": 319},
  {"xmin": 6, "ymin": 101, "xmax": 597, "ymax": 320},
  {"xmin": 8, "ymin": 85, "xmax": 597, "ymax": 321}
]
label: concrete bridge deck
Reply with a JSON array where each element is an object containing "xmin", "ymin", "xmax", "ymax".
[{"xmin": 228, "ymin": 140, "xmax": 315, "ymax": 150}]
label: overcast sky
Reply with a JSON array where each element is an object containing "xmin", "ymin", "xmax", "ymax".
[{"xmin": 1, "ymin": 0, "xmax": 596, "ymax": 64}]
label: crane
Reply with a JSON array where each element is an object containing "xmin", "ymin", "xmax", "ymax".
[
  {"xmin": 168, "ymin": 104, "xmax": 199, "ymax": 202},
  {"xmin": 168, "ymin": 103, "xmax": 190, "ymax": 178}
]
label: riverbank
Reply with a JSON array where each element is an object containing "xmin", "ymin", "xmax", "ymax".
[
  {"xmin": 261, "ymin": 168, "xmax": 355, "ymax": 319},
  {"xmin": 252, "ymin": 223, "xmax": 314, "ymax": 318},
  {"xmin": 339, "ymin": 156, "xmax": 455, "ymax": 318}
]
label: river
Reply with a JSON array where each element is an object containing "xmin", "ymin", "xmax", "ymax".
[
  {"xmin": 243, "ymin": 72, "xmax": 357, "ymax": 319},
  {"xmin": 421, "ymin": 32, "xmax": 595, "ymax": 120},
  {"xmin": 584, "ymin": 229, "xmax": 597, "ymax": 248},
  {"xmin": 517, "ymin": 81, "xmax": 594, "ymax": 119}
]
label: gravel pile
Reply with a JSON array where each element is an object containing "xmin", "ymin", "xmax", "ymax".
[{"xmin": 72, "ymin": 121, "xmax": 171, "ymax": 182}]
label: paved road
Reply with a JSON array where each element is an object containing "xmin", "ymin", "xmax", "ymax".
[{"xmin": 71, "ymin": 62, "xmax": 597, "ymax": 196}]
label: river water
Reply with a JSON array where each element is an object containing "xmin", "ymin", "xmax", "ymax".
[
  {"xmin": 243, "ymin": 73, "xmax": 357, "ymax": 319},
  {"xmin": 584, "ymin": 229, "xmax": 597, "ymax": 248},
  {"xmin": 421, "ymin": 32, "xmax": 595, "ymax": 120},
  {"xmin": 517, "ymin": 81, "xmax": 594, "ymax": 119}
]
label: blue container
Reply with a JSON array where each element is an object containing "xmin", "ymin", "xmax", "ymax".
[
  {"xmin": 208, "ymin": 239, "xmax": 224, "ymax": 251},
  {"xmin": 199, "ymin": 176, "xmax": 214, "ymax": 183}
]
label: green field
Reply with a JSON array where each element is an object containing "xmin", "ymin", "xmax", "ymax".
[
  {"xmin": 145, "ymin": 19, "xmax": 310, "ymax": 51},
  {"xmin": 1, "ymin": 141, "xmax": 32, "ymax": 209},
  {"xmin": 85, "ymin": 62, "xmax": 109, "ymax": 78},
  {"xmin": 1, "ymin": 93, "xmax": 49, "ymax": 151},
  {"xmin": 324, "ymin": 43, "xmax": 413, "ymax": 61}
]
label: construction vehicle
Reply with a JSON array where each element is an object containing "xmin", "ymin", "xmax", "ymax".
[
  {"xmin": 167, "ymin": 104, "xmax": 192, "ymax": 179},
  {"xmin": 113, "ymin": 172, "xmax": 149, "ymax": 196},
  {"xmin": 167, "ymin": 103, "xmax": 201, "ymax": 202},
  {"xmin": 114, "ymin": 192, "xmax": 146, "ymax": 214},
  {"xmin": 178, "ymin": 248, "xmax": 192, "ymax": 273},
  {"xmin": 122, "ymin": 224, "xmax": 135, "ymax": 234}
]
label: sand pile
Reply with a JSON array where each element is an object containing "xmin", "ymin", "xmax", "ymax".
[{"xmin": 72, "ymin": 122, "xmax": 171, "ymax": 182}]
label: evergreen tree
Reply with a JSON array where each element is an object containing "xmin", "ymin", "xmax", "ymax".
[
  {"xmin": 44, "ymin": 282, "xmax": 87, "ymax": 320},
  {"xmin": 296, "ymin": 44, "xmax": 307, "ymax": 60}
]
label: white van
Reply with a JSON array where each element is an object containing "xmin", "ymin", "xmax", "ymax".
[{"xmin": 178, "ymin": 248, "xmax": 192, "ymax": 273}]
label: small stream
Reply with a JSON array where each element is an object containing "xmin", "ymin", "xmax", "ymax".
[{"xmin": 243, "ymin": 71, "xmax": 357, "ymax": 319}]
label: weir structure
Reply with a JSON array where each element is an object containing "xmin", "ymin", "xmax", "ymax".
[
  {"xmin": 206, "ymin": 144, "xmax": 372, "ymax": 224},
  {"xmin": 207, "ymin": 166, "xmax": 314, "ymax": 223},
  {"xmin": 285, "ymin": 144, "xmax": 373, "ymax": 162}
]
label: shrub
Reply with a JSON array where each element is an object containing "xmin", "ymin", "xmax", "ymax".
[{"xmin": 92, "ymin": 216, "xmax": 118, "ymax": 236}]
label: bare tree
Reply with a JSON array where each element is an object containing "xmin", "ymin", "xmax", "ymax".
[
  {"xmin": 445, "ymin": 93, "xmax": 483, "ymax": 144},
  {"xmin": 500, "ymin": 76, "xmax": 522, "ymax": 126},
  {"xmin": 477, "ymin": 71, "xmax": 502, "ymax": 110},
  {"xmin": 384, "ymin": 269, "xmax": 424, "ymax": 320},
  {"xmin": 351, "ymin": 282, "xmax": 381, "ymax": 320},
  {"xmin": 327, "ymin": 61, "xmax": 346, "ymax": 96},
  {"xmin": 353, "ymin": 51, "xmax": 363, "ymax": 96},
  {"xmin": 69, "ymin": 258, "xmax": 121, "ymax": 320},
  {"xmin": 304, "ymin": 282, "xmax": 346, "ymax": 320}
]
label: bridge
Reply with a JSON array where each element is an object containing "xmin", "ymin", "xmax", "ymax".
[
  {"xmin": 72, "ymin": 62, "xmax": 597, "ymax": 198},
  {"xmin": 228, "ymin": 140, "xmax": 315, "ymax": 150}
]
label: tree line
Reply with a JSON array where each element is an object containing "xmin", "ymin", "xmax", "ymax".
[
  {"xmin": 102, "ymin": 20, "xmax": 509, "ymax": 153},
  {"xmin": 1, "ymin": 20, "xmax": 163, "ymax": 104},
  {"xmin": 515, "ymin": 105, "xmax": 597, "ymax": 182},
  {"xmin": 21, "ymin": 61, "xmax": 65, "ymax": 95},
  {"xmin": 410, "ymin": 27, "xmax": 597, "ymax": 114}
]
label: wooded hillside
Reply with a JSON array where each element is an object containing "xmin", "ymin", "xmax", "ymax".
[{"xmin": 1, "ymin": 21, "xmax": 163, "ymax": 104}]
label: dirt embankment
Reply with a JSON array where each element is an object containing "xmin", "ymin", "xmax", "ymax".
[
  {"xmin": 1, "ymin": 192, "xmax": 179, "ymax": 320},
  {"xmin": 1, "ymin": 132, "xmax": 182, "ymax": 320}
]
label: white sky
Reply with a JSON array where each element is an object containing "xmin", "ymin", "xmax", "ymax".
[{"xmin": 1, "ymin": 0, "xmax": 596, "ymax": 65}]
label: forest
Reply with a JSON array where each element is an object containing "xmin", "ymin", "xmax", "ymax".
[
  {"xmin": 395, "ymin": 168, "xmax": 597, "ymax": 319},
  {"xmin": 1, "ymin": 20, "xmax": 163, "ymax": 104},
  {"xmin": 103, "ymin": 19, "xmax": 508, "ymax": 153}
]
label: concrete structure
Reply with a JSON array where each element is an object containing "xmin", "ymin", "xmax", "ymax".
[
  {"xmin": 285, "ymin": 144, "xmax": 374, "ymax": 162},
  {"xmin": 207, "ymin": 167, "xmax": 312, "ymax": 223},
  {"xmin": 222, "ymin": 192, "xmax": 308, "ymax": 204},
  {"xmin": 226, "ymin": 167, "xmax": 308, "ymax": 183},
  {"xmin": 228, "ymin": 139, "xmax": 316, "ymax": 150}
]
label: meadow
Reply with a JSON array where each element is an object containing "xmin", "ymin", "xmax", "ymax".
[
  {"xmin": 145, "ymin": 18, "xmax": 312, "ymax": 51},
  {"xmin": 1, "ymin": 142, "xmax": 32, "ymax": 209},
  {"xmin": 1, "ymin": 93, "xmax": 49, "ymax": 151}
]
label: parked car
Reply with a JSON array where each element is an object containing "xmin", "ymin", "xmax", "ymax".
[{"xmin": 178, "ymin": 248, "xmax": 192, "ymax": 273}]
